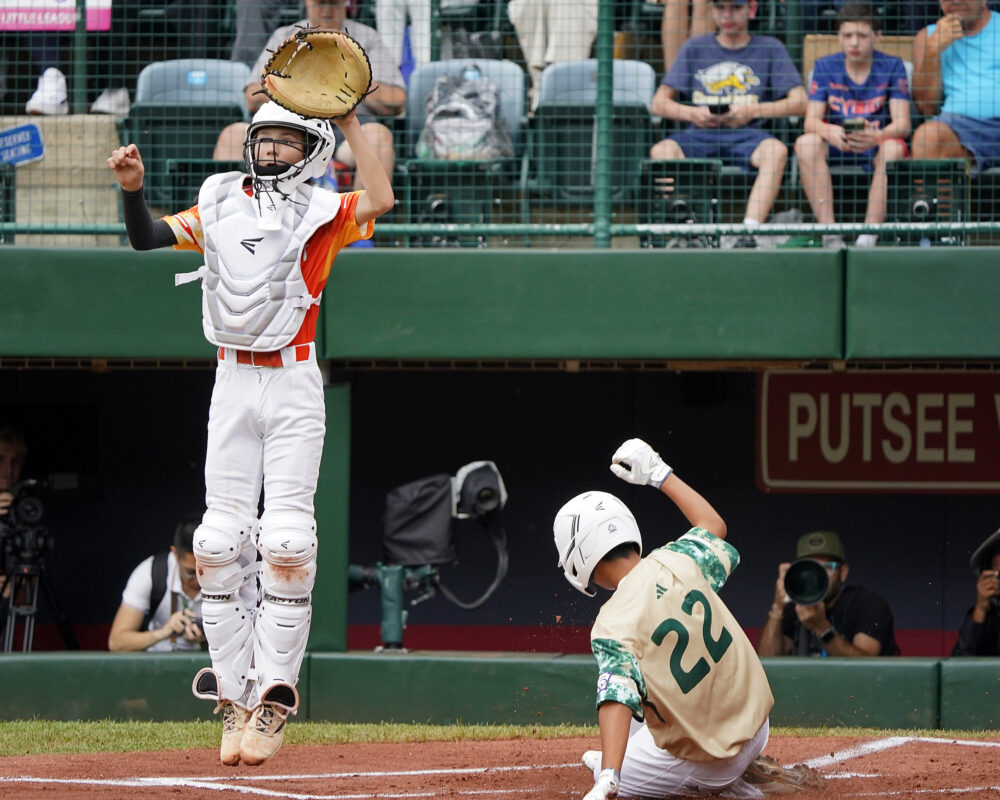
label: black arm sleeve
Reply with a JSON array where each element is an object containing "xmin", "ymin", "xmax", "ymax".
[{"xmin": 121, "ymin": 187, "xmax": 179, "ymax": 251}]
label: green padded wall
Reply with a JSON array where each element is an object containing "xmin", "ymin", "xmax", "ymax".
[
  {"xmin": 308, "ymin": 652, "xmax": 597, "ymax": 725},
  {"xmin": 846, "ymin": 247, "xmax": 1000, "ymax": 359},
  {"xmin": 762, "ymin": 658, "xmax": 941, "ymax": 728},
  {"xmin": 939, "ymin": 659, "xmax": 1000, "ymax": 730},
  {"xmin": 0, "ymin": 653, "xmax": 213, "ymax": 721},
  {"xmin": 0, "ymin": 248, "xmax": 212, "ymax": 359},
  {"xmin": 322, "ymin": 250, "xmax": 844, "ymax": 360}
]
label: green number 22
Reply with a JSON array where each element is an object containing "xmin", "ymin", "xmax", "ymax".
[{"xmin": 650, "ymin": 589, "xmax": 733, "ymax": 694}]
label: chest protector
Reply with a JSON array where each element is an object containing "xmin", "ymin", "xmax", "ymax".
[{"xmin": 184, "ymin": 172, "xmax": 341, "ymax": 351}]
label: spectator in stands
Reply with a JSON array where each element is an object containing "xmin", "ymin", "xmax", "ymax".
[
  {"xmin": 757, "ymin": 531, "xmax": 900, "ymax": 657},
  {"xmin": 507, "ymin": 0, "xmax": 598, "ymax": 108},
  {"xmin": 231, "ymin": 0, "xmax": 296, "ymax": 67},
  {"xmin": 649, "ymin": 0, "xmax": 807, "ymax": 248},
  {"xmin": 910, "ymin": 0, "xmax": 1000, "ymax": 174},
  {"xmin": 662, "ymin": 0, "xmax": 714, "ymax": 74},
  {"xmin": 23, "ymin": 1, "xmax": 146, "ymax": 117},
  {"xmin": 108, "ymin": 516, "xmax": 206, "ymax": 652},
  {"xmin": 952, "ymin": 528, "xmax": 1000, "ymax": 656},
  {"xmin": 216, "ymin": 0, "xmax": 405, "ymax": 189},
  {"xmin": 794, "ymin": 1, "xmax": 911, "ymax": 249}
]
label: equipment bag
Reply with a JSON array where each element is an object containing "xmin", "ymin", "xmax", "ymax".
[{"xmin": 416, "ymin": 68, "xmax": 514, "ymax": 161}]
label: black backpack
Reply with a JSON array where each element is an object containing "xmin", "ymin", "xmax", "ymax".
[{"xmin": 141, "ymin": 550, "xmax": 170, "ymax": 632}]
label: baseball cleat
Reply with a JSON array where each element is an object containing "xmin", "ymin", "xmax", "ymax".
[
  {"xmin": 216, "ymin": 701, "xmax": 252, "ymax": 766},
  {"xmin": 740, "ymin": 755, "xmax": 827, "ymax": 794},
  {"xmin": 581, "ymin": 750, "xmax": 602, "ymax": 773},
  {"xmin": 239, "ymin": 702, "xmax": 290, "ymax": 766}
]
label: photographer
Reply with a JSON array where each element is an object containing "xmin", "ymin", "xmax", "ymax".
[
  {"xmin": 757, "ymin": 531, "xmax": 899, "ymax": 657},
  {"xmin": 0, "ymin": 428, "xmax": 28, "ymax": 601},
  {"xmin": 952, "ymin": 529, "xmax": 1000, "ymax": 656},
  {"xmin": 0, "ymin": 428, "xmax": 27, "ymax": 518},
  {"xmin": 108, "ymin": 517, "xmax": 205, "ymax": 652}
]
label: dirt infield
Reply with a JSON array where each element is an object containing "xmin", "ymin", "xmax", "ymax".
[{"xmin": 1, "ymin": 734, "xmax": 999, "ymax": 798}]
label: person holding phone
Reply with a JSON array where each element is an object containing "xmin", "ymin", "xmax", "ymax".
[
  {"xmin": 794, "ymin": 1, "xmax": 911, "ymax": 249},
  {"xmin": 649, "ymin": 0, "xmax": 807, "ymax": 249}
]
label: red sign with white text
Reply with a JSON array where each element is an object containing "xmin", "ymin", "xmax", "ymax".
[{"xmin": 757, "ymin": 371, "xmax": 1000, "ymax": 493}]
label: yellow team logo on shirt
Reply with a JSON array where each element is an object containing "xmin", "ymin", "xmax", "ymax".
[{"xmin": 696, "ymin": 61, "xmax": 761, "ymax": 95}]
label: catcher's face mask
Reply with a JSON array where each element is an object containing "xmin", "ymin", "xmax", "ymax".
[{"xmin": 244, "ymin": 102, "xmax": 337, "ymax": 230}]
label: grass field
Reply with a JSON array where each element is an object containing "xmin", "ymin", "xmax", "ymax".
[{"xmin": 2, "ymin": 720, "xmax": 999, "ymax": 757}]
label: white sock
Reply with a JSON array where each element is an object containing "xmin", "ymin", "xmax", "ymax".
[
  {"xmin": 855, "ymin": 234, "xmax": 878, "ymax": 247},
  {"xmin": 743, "ymin": 217, "xmax": 762, "ymax": 227}
]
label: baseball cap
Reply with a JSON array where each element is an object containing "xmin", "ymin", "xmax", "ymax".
[{"xmin": 797, "ymin": 531, "xmax": 846, "ymax": 561}]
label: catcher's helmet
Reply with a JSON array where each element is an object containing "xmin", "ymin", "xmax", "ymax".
[
  {"xmin": 244, "ymin": 101, "xmax": 336, "ymax": 190},
  {"xmin": 553, "ymin": 491, "xmax": 642, "ymax": 596}
]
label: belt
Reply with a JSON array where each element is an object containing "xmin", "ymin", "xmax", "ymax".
[{"xmin": 218, "ymin": 342, "xmax": 314, "ymax": 368}]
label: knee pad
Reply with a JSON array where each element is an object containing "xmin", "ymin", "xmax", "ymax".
[
  {"xmin": 194, "ymin": 509, "xmax": 254, "ymax": 569},
  {"xmin": 257, "ymin": 510, "xmax": 318, "ymax": 599}
]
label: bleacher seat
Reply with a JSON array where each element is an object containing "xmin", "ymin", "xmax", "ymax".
[
  {"xmin": 122, "ymin": 59, "xmax": 252, "ymax": 210},
  {"xmin": 524, "ymin": 58, "xmax": 657, "ymax": 206},
  {"xmin": 399, "ymin": 58, "xmax": 525, "ymax": 246}
]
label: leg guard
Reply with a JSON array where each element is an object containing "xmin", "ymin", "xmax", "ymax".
[
  {"xmin": 194, "ymin": 509, "xmax": 259, "ymax": 704},
  {"xmin": 252, "ymin": 510, "xmax": 317, "ymax": 702}
]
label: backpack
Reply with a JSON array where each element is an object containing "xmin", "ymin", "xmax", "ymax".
[
  {"xmin": 142, "ymin": 550, "xmax": 170, "ymax": 632},
  {"xmin": 415, "ymin": 69, "xmax": 514, "ymax": 162}
]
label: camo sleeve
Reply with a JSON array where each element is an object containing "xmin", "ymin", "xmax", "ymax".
[
  {"xmin": 661, "ymin": 527, "xmax": 740, "ymax": 593},
  {"xmin": 592, "ymin": 637, "xmax": 646, "ymax": 720}
]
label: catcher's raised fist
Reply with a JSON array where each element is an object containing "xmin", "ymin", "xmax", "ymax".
[{"xmin": 610, "ymin": 438, "xmax": 672, "ymax": 487}]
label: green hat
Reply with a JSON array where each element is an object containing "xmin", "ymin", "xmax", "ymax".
[{"xmin": 797, "ymin": 531, "xmax": 846, "ymax": 561}]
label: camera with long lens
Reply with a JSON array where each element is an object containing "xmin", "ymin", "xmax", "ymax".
[{"xmin": 783, "ymin": 558, "xmax": 829, "ymax": 605}]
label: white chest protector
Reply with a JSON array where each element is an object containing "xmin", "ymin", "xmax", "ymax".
[{"xmin": 181, "ymin": 172, "xmax": 342, "ymax": 351}]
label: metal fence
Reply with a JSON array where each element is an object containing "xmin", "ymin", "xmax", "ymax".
[{"xmin": 1, "ymin": 0, "xmax": 998, "ymax": 247}]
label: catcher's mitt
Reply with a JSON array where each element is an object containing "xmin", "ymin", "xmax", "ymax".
[{"xmin": 261, "ymin": 27, "xmax": 374, "ymax": 119}]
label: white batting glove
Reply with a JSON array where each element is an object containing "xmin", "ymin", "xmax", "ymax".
[
  {"xmin": 583, "ymin": 768, "xmax": 620, "ymax": 800},
  {"xmin": 610, "ymin": 438, "xmax": 672, "ymax": 487}
]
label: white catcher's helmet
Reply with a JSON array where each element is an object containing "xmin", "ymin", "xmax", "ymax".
[
  {"xmin": 553, "ymin": 491, "xmax": 642, "ymax": 596},
  {"xmin": 243, "ymin": 101, "xmax": 337, "ymax": 229}
]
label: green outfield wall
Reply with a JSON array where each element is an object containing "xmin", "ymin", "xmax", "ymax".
[
  {"xmin": 2, "ymin": 247, "xmax": 998, "ymax": 361},
  {"xmin": 0, "ymin": 653, "xmax": 996, "ymax": 729}
]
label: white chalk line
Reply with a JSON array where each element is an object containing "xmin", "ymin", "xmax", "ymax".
[
  {"xmin": 801, "ymin": 736, "xmax": 1000, "ymax": 769},
  {"xmin": 0, "ymin": 762, "xmax": 584, "ymax": 799}
]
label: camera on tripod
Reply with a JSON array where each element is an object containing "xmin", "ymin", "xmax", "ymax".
[
  {"xmin": 0, "ymin": 473, "xmax": 79, "ymax": 652},
  {"xmin": 0, "ymin": 478, "xmax": 55, "ymax": 572}
]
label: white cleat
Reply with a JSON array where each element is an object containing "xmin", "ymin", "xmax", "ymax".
[{"xmin": 216, "ymin": 700, "xmax": 252, "ymax": 766}]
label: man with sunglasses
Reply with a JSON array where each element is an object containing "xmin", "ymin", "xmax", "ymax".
[
  {"xmin": 109, "ymin": 517, "xmax": 205, "ymax": 652},
  {"xmin": 757, "ymin": 531, "xmax": 899, "ymax": 656}
]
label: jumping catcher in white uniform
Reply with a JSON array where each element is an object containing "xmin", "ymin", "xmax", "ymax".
[
  {"xmin": 553, "ymin": 438, "xmax": 826, "ymax": 798},
  {"xmin": 107, "ymin": 29, "xmax": 393, "ymax": 768}
]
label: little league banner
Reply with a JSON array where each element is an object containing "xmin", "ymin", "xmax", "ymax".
[
  {"xmin": 757, "ymin": 370, "xmax": 1000, "ymax": 493},
  {"xmin": 0, "ymin": 0, "xmax": 111, "ymax": 31}
]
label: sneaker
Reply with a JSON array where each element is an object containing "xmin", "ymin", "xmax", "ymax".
[
  {"xmin": 216, "ymin": 701, "xmax": 251, "ymax": 766},
  {"xmin": 720, "ymin": 234, "xmax": 758, "ymax": 249},
  {"xmin": 581, "ymin": 750, "xmax": 601, "ymax": 773},
  {"xmin": 855, "ymin": 233, "xmax": 878, "ymax": 248},
  {"xmin": 741, "ymin": 755, "xmax": 827, "ymax": 793},
  {"xmin": 240, "ymin": 702, "xmax": 290, "ymax": 766},
  {"xmin": 822, "ymin": 234, "xmax": 846, "ymax": 249},
  {"xmin": 90, "ymin": 86, "xmax": 130, "ymax": 116},
  {"xmin": 25, "ymin": 68, "xmax": 68, "ymax": 116}
]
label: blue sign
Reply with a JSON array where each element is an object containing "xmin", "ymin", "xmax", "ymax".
[{"xmin": 0, "ymin": 123, "xmax": 44, "ymax": 166}]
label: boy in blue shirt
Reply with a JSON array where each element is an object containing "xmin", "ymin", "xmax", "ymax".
[
  {"xmin": 650, "ymin": 0, "xmax": 807, "ymax": 248},
  {"xmin": 795, "ymin": 1, "xmax": 911, "ymax": 248}
]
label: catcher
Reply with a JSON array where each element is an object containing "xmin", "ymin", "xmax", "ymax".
[
  {"xmin": 106, "ymin": 30, "xmax": 393, "ymax": 769},
  {"xmin": 553, "ymin": 438, "xmax": 826, "ymax": 798}
]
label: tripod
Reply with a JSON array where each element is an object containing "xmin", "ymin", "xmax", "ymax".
[{"xmin": 1, "ymin": 557, "xmax": 79, "ymax": 653}]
